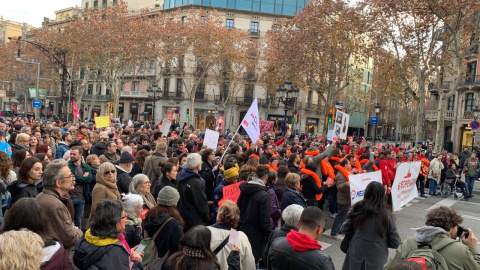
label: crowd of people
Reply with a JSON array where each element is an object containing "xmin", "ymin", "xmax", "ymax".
[{"xmin": 0, "ymin": 117, "xmax": 478, "ymax": 270}]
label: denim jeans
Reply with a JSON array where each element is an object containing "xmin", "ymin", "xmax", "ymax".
[
  {"xmin": 417, "ymin": 175, "xmax": 426, "ymax": 196},
  {"xmin": 429, "ymin": 178, "xmax": 438, "ymax": 195},
  {"xmin": 465, "ymin": 176, "xmax": 476, "ymax": 195},
  {"xmin": 329, "ymin": 186, "xmax": 338, "ymax": 214},
  {"xmin": 331, "ymin": 203, "xmax": 349, "ymax": 236},
  {"xmin": 71, "ymin": 197, "xmax": 85, "ymax": 229}
]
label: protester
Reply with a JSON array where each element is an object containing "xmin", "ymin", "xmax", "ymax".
[
  {"xmin": 153, "ymin": 161, "xmax": 178, "ymax": 198},
  {"xmin": 129, "ymin": 173, "xmax": 156, "ymax": 210},
  {"xmin": 331, "ymin": 158, "xmax": 352, "ymax": 239},
  {"xmin": 281, "ymin": 173, "xmax": 307, "ymax": 210},
  {"xmin": 0, "ymin": 230, "xmax": 45, "ymax": 270},
  {"xmin": 12, "ymin": 148, "xmax": 31, "ymax": 174},
  {"xmin": 428, "ymin": 154, "xmax": 444, "ymax": 196},
  {"xmin": 444, "ymin": 163, "xmax": 470, "ymax": 199},
  {"xmin": 200, "ymin": 148, "xmax": 219, "ymax": 204},
  {"xmin": 115, "ymin": 152, "xmax": 135, "ymax": 194},
  {"xmin": 340, "ymin": 181, "xmax": 401, "ymax": 270},
  {"xmin": 89, "ymin": 162, "xmax": 121, "ymax": 221},
  {"xmin": 7, "ymin": 156, "xmax": 43, "ymax": 205},
  {"xmin": 68, "ymin": 146, "xmax": 92, "ymax": 229},
  {"xmin": 212, "ymin": 162, "xmax": 239, "ymax": 221},
  {"xmin": 122, "ymin": 193, "xmax": 143, "ymax": 248},
  {"xmin": 143, "ymin": 142, "xmax": 168, "ymax": 193},
  {"xmin": 463, "ymin": 151, "xmax": 479, "ymax": 197},
  {"xmin": 300, "ymin": 162, "xmax": 332, "ymax": 207}
]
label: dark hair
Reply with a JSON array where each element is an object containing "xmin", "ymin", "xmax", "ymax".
[
  {"xmin": 360, "ymin": 152, "xmax": 370, "ymax": 161},
  {"xmin": 153, "ymin": 132, "xmax": 162, "ymax": 141},
  {"xmin": 61, "ymin": 132, "xmax": 70, "ymax": 141},
  {"xmin": 352, "ymin": 181, "xmax": 390, "ymax": 237},
  {"xmin": 106, "ymin": 141, "xmax": 116, "ymax": 149},
  {"xmin": 425, "ymin": 206, "xmax": 463, "ymax": 232},
  {"xmin": 134, "ymin": 149, "xmax": 149, "ymax": 171},
  {"xmin": 345, "ymin": 154, "xmax": 355, "ymax": 161},
  {"xmin": 201, "ymin": 148, "xmax": 214, "ymax": 162},
  {"xmin": 223, "ymin": 161, "xmax": 237, "ymax": 171},
  {"xmin": 300, "ymin": 206, "xmax": 326, "ymax": 230},
  {"xmin": 167, "ymin": 157, "xmax": 179, "ymax": 166},
  {"xmin": 256, "ymin": 165, "xmax": 270, "ymax": 180},
  {"xmin": 159, "ymin": 161, "xmax": 176, "ymax": 176},
  {"xmin": 277, "ymin": 160, "xmax": 287, "ymax": 167},
  {"xmin": 70, "ymin": 146, "xmax": 83, "ymax": 155},
  {"xmin": 278, "ymin": 148, "xmax": 287, "ymax": 158},
  {"xmin": 34, "ymin": 153, "xmax": 47, "ymax": 162},
  {"xmin": 12, "ymin": 149, "xmax": 28, "ymax": 168},
  {"xmin": 231, "ymin": 145, "xmax": 241, "ymax": 154},
  {"xmin": 288, "ymin": 153, "xmax": 298, "ymax": 164},
  {"xmin": 90, "ymin": 199, "xmax": 124, "ymax": 239},
  {"xmin": 339, "ymin": 159, "xmax": 349, "ymax": 167},
  {"xmin": 389, "ymin": 260, "xmax": 423, "ymax": 270},
  {"xmin": 277, "ymin": 165, "xmax": 289, "ymax": 178},
  {"xmin": 167, "ymin": 226, "xmax": 220, "ymax": 270},
  {"xmin": 178, "ymin": 153, "xmax": 188, "ymax": 163},
  {"xmin": 18, "ymin": 157, "xmax": 41, "ymax": 184},
  {"xmin": 329, "ymin": 148, "xmax": 341, "ymax": 158},
  {"xmin": 146, "ymin": 205, "xmax": 185, "ymax": 228},
  {"xmin": 0, "ymin": 151, "xmax": 12, "ymax": 180},
  {"xmin": 0, "ymin": 198, "xmax": 55, "ymax": 244},
  {"xmin": 305, "ymin": 162, "xmax": 316, "ymax": 172},
  {"xmin": 267, "ymin": 171, "xmax": 277, "ymax": 186}
]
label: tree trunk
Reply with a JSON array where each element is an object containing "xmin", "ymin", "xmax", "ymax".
[
  {"xmin": 434, "ymin": 92, "xmax": 447, "ymax": 153},
  {"xmin": 415, "ymin": 75, "xmax": 426, "ymax": 143}
]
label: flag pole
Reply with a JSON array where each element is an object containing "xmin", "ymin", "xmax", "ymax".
[{"xmin": 219, "ymin": 125, "xmax": 241, "ymax": 164}]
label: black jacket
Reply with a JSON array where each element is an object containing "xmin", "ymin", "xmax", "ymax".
[
  {"xmin": 267, "ymin": 237, "xmax": 335, "ymax": 270},
  {"xmin": 165, "ymin": 251, "xmax": 240, "ymax": 270},
  {"xmin": 153, "ymin": 174, "xmax": 177, "ymax": 199},
  {"xmin": 260, "ymin": 153, "xmax": 272, "ymax": 165},
  {"xmin": 7, "ymin": 180, "xmax": 42, "ymax": 206},
  {"xmin": 125, "ymin": 222, "xmax": 142, "ymax": 248},
  {"xmin": 199, "ymin": 161, "xmax": 217, "ymax": 201},
  {"xmin": 90, "ymin": 141, "xmax": 107, "ymax": 157},
  {"xmin": 115, "ymin": 166, "xmax": 132, "ymax": 194},
  {"xmin": 237, "ymin": 181, "xmax": 273, "ymax": 262},
  {"xmin": 73, "ymin": 237, "xmax": 130, "ymax": 270},
  {"xmin": 144, "ymin": 213, "xmax": 183, "ymax": 259},
  {"xmin": 281, "ymin": 188, "xmax": 307, "ymax": 211},
  {"xmin": 263, "ymin": 224, "xmax": 298, "ymax": 262},
  {"xmin": 300, "ymin": 172, "xmax": 328, "ymax": 203},
  {"xmin": 287, "ymin": 161, "xmax": 299, "ymax": 174},
  {"xmin": 177, "ymin": 168, "xmax": 210, "ymax": 232}
]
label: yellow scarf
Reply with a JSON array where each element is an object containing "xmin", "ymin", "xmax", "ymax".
[{"xmin": 85, "ymin": 229, "xmax": 119, "ymax": 246}]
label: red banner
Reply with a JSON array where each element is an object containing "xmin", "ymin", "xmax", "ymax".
[
  {"xmin": 260, "ymin": 120, "xmax": 274, "ymax": 134},
  {"xmin": 218, "ymin": 181, "xmax": 244, "ymax": 207},
  {"xmin": 72, "ymin": 100, "xmax": 81, "ymax": 120}
]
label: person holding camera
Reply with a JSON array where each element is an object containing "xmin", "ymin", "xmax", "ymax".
[{"xmin": 384, "ymin": 206, "xmax": 480, "ymax": 269}]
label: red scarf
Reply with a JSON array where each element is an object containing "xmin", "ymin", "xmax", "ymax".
[
  {"xmin": 334, "ymin": 164, "xmax": 351, "ymax": 181},
  {"xmin": 287, "ymin": 230, "xmax": 322, "ymax": 252},
  {"xmin": 299, "ymin": 162, "xmax": 305, "ymax": 169},
  {"xmin": 320, "ymin": 160, "xmax": 335, "ymax": 179},
  {"xmin": 305, "ymin": 150, "xmax": 319, "ymax": 156},
  {"xmin": 300, "ymin": 168, "xmax": 323, "ymax": 200},
  {"xmin": 359, "ymin": 159, "xmax": 379, "ymax": 171}
]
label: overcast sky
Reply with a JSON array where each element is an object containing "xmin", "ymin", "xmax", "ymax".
[{"xmin": 1, "ymin": 0, "xmax": 80, "ymax": 27}]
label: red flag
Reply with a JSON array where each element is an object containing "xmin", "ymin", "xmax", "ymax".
[{"xmin": 72, "ymin": 100, "xmax": 81, "ymax": 120}]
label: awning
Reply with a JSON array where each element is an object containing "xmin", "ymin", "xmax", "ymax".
[{"xmin": 140, "ymin": 111, "xmax": 151, "ymax": 116}]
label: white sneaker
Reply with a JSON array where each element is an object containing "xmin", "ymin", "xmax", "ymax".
[{"xmin": 329, "ymin": 213, "xmax": 337, "ymax": 218}]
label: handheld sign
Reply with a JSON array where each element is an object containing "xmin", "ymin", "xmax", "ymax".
[
  {"xmin": 95, "ymin": 116, "xmax": 110, "ymax": 128},
  {"xmin": 204, "ymin": 129, "xmax": 220, "ymax": 150},
  {"xmin": 218, "ymin": 181, "xmax": 244, "ymax": 207}
]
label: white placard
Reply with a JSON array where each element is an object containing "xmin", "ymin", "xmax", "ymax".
[
  {"xmin": 391, "ymin": 162, "xmax": 421, "ymax": 211},
  {"xmin": 349, "ymin": 171, "xmax": 382, "ymax": 205},
  {"xmin": 160, "ymin": 118, "xmax": 171, "ymax": 135},
  {"xmin": 327, "ymin": 130, "xmax": 334, "ymax": 141},
  {"xmin": 203, "ymin": 129, "xmax": 220, "ymax": 150},
  {"xmin": 240, "ymin": 98, "xmax": 260, "ymax": 141},
  {"xmin": 334, "ymin": 110, "xmax": 350, "ymax": 140}
]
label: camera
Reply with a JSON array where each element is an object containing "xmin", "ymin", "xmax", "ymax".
[{"xmin": 457, "ymin": 226, "xmax": 470, "ymax": 239}]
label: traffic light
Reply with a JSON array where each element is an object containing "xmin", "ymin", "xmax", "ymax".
[
  {"xmin": 186, "ymin": 108, "xmax": 190, "ymax": 117},
  {"xmin": 107, "ymin": 103, "xmax": 113, "ymax": 113},
  {"xmin": 327, "ymin": 109, "xmax": 334, "ymax": 123}
]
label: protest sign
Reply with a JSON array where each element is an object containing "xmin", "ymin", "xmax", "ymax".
[
  {"xmin": 349, "ymin": 171, "xmax": 382, "ymax": 205},
  {"xmin": 204, "ymin": 129, "xmax": 220, "ymax": 150},
  {"xmin": 260, "ymin": 120, "xmax": 274, "ymax": 134},
  {"xmin": 95, "ymin": 116, "xmax": 110, "ymax": 128},
  {"xmin": 160, "ymin": 118, "xmax": 171, "ymax": 135},
  {"xmin": 334, "ymin": 111, "xmax": 350, "ymax": 139},
  {"xmin": 391, "ymin": 162, "xmax": 421, "ymax": 211},
  {"xmin": 218, "ymin": 181, "xmax": 244, "ymax": 207},
  {"xmin": 240, "ymin": 98, "xmax": 260, "ymax": 140}
]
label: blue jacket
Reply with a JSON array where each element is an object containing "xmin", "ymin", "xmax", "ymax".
[
  {"xmin": 0, "ymin": 141, "xmax": 12, "ymax": 157},
  {"xmin": 56, "ymin": 142, "xmax": 69, "ymax": 160},
  {"xmin": 281, "ymin": 188, "xmax": 307, "ymax": 210}
]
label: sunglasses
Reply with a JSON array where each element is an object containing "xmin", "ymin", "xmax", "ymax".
[{"xmin": 104, "ymin": 170, "xmax": 116, "ymax": 175}]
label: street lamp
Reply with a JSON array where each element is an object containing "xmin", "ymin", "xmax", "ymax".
[
  {"xmin": 374, "ymin": 103, "xmax": 381, "ymax": 144},
  {"xmin": 147, "ymin": 83, "xmax": 162, "ymax": 125},
  {"xmin": 15, "ymin": 58, "xmax": 41, "ymax": 120},
  {"xmin": 277, "ymin": 80, "xmax": 299, "ymax": 137}
]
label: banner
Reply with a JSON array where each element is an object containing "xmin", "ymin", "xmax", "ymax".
[
  {"xmin": 260, "ymin": 120, "xmax": 274, "ymax": 134},
  {"xmin": 94, "ymin": 116, "xmax": 110, "ymax": 128},
  {"xmin": 160, "ymin": 118, "xmax": 171, "ymax": 135},
  {"xmin": 240, "ymin": 98, "xmax": 260, "ymax": 140},
  {"xmin": 204, "ymin": 129, "xmax": 220, "ymax": 150},
  {"xmin": 215, "ymin": 116, "xmax": 225, "ymax": 133},
  {"xmin": 349, "ymin": 171, "xmax": 382, "ymax": 205},
  {"xmin": 334, "ymin": 110, "xmax": 350, "ymax": 139},
  {"xmin": 218, "ymin": 181, "xmax": 244, "ymax": 207},
  {"xmin": 72, "ymin": 100, "xmax": 81, "ymax": 120},
  {"xmin": 391, "ymin": 162, "xmax": 421, "ymax": 211}
]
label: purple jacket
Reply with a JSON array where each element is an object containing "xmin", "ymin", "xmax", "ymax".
[{"xmin": 268, "ymin": 187, "xmax": 281, "ymax": 228}]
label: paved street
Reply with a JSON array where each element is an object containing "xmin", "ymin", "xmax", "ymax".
[{"xmin": 319, "ymin": 184, "xmax": 480, "ymax": 269}]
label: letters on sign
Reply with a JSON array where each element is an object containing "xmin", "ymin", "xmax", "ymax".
[{"xmin": 218, "ymin": 181, "xmax": 244, "ymax": 207}]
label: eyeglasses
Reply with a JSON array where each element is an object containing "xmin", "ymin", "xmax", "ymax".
[
  {"xmin": 62, "ymin": 174, "xmax": 75, "ymax": 180},
  {"xmin": 104, "ymin": 170, "xmax": 116, "ymax": 175},
  {"xmin": 143, "ymin": 181, "xmax": 151, "ymax": 185}
]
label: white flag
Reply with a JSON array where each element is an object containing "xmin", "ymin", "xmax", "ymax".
[{"xmin": 241, "ymin": 98, "xmax": 260, "ymax": 141}]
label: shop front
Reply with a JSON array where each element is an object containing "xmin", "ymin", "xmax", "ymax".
[
  {"xmin": 268, "ymin": 114, "xmax": 293, "ymax": 135},
  {"xmin": 130, "ymin": 103, "xmax": 138, "ymax": 121},
  {"xmin": 195, "ymin": 109, "xmax": 218, "ymax": 131},
  {"xmin": 305, "ymin": 118, "xmax": 319, "ymax": 135}
]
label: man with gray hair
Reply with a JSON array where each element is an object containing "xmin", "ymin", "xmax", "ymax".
[
  {"xmin": 177, "ymin": 153, "xmax": 210, "ymax": 232},
  {"xmin": 36, "ymin": 160, "xmax": 82, "ymax": 251}
]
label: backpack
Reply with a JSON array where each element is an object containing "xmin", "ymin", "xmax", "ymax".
[
  {"xmin": 141, "ymin": 217, "xmax": 173, "ymax": 269},
  {"xmin": 406, "ymin": 237, "xmax": 455, "ymax": 270}
]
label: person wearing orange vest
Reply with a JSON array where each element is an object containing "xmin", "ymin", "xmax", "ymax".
[
  {"xmin": 417, "ymin": 157, "xmax": 430, "ymax": 198},
  {"xmin": 265, "ymin": 157, "xmax": 278, "ymax": 172},
  {"xmin": 299, "ymin": 162, "xmax": 333, "ymax": 207}
]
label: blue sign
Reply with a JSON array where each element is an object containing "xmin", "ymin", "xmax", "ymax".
[
  {"xmin": 370, "ymin": 116, "xmax": 378, "ymax": 125},
  {"xmin": 32, "ymin": 100, "xmax": 42, "ymax": 108}
]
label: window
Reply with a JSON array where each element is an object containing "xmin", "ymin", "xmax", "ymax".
[
  {"xmin": 250, "ymin": 22, "xmax": 259, "ymax": 35},
  {"xmin": 112, "ymin": 0, "xmax": 117, "ymax": 5},
  {"xmin": 226, "ymin": 19, "xmax": 234, "ymax": 29},
  {"xmin": 164, "ymin": 78, "xmax": 170, "ymax": 97},
  {"xmin": 308, "ymin": 91, "xmax": 313, "ymax": 104},
  {"xmin": 196, "ymin": 81, "xmax": 205, "ymax": 99},
  {"xmin": 221, "ymin": 83, "xmax": 229, "ymax": 100},
  {"xmin": 448, "ymin": 96, "xmax": 455, "ymax": 111},
  {"xmin": 176, "ymin": 79, "xmax": 182, "ymax": 92},
  {"xmin": 93, "ymin": 0, "xmax": 98, "ymax": 9},
  {"xmin": 102, "ymin": 0, "xmax": 107, "ymax": 8},
  {"xmin": 182, "ymin": 16, "xmax": 187, "ymax": 23},
  {"xmin": 87, "ymin": 84, "xmax": 93, "ymax": 95},
  {"xmin": 244, "ymin": 84, "xmax": 254, "ymax": 103},
  {"xmin": 105, "ymin": 88, "xmax": 111, "ymax": 96},
  {"xmin": 465, "ymin": 93, "xmax": 474, "ymax": 111},
  {"xmin": 149, "ymin": 61, "xmax": 155, "ymax": 70},
  {"xmin": 131, "ymin": 81, "xmax": 140, "ymax": 92},
  {"xmin": 85, "ymin": 2, "xmax": 89, "ymax": 8}
]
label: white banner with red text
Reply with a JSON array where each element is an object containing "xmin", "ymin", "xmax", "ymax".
[
  {"xmin": 349, "ymin": 171, "xmax": 382, "ymax": 205},
  {"xmin": 391, "ymin": 162, "xmax": 421, "ymax": 211}
]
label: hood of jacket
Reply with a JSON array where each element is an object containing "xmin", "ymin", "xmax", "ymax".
[
  {"xmin": 239, "ymin": 181, "xmax": 267, "ymax": 197},
  {"xmin": 414, "ymin": 226, "xmax": 450, "ymax": 243},
  {"xmin": 7, "ymin": 180, "xmax": 31, "ymax": 198},
  {"xmin": 286, "ymin": 229, "xmax": 322, "ymax": 252},
  {"xmin": 177, "ymin": 168, "xmax": 201, "ymax": 183},
  {"xmin": 92, "ymin": 142, "xmax": 106, "ymax": 151},
  {"xmin": 144, "ymin": 212, "xmax": 174, "ymax": 236},
  {"xmin": 73, "ymin": 230, "xmax": 126, "ymax": 269}
]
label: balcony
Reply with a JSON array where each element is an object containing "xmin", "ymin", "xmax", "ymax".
[
  {"xmin": 248, "ymin": 29, "xmax": 260, "ymax": 37},
  {"xmin": 260, "ymin": 98, "xmax": 279, "ymax": 107},
  {"xmin": 460, "ymin": 75, "xmax": 480, "ymax": 87},
  {"xmin": 304, "ymin": 102, "xmax": 319, "ymax": 111},
  {"xmin": 120, "ymin": 91, "xmax": 149, "ymax": 99},
  {"xmin": 163, "ymin": 66, "xmax": 183, "ymax": 75},
  {"xmin": 163, "ymin": 91, "xmax": 184, "ymax": 99},
  {"xmin": 83, "ymin": 94, "xmax": 112, "ymax": 101},
  {"xmin": 244, "ymin": 72, "xmax": 258, "ymax": 81},
  {"xmin": 464, "ymin": 110, "xmax": 474, "ymax": 119},
  {"xmin": 425, "ymin": 109, "xmax": 455, "ymax": 120},
  {"xmin": 6, "ymin": 90, "xmax": 16, "ymax": 97},
  {"xmin": 236, "ymin": 96, "xmax": 254, "ymax": 105},
  {"xmin": 195, "ymin": 93, "xmax": 214, "ymax": 102}
]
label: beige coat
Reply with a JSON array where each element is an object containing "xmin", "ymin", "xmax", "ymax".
[
  {"xmin": 89, "ymin": 176, "xmax": 121, "ymax": 221},
  {"xmin": 428, "ymin": 158, "xmax": 444, "ymax": 182},
  {"xmin": 208, "ymin": 226, "xmax": 255, "ymax": 270}
]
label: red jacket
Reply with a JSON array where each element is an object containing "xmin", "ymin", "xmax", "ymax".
[{"xmin": 379, "ymin": 159, "xmax": 391, "ymax": 188}]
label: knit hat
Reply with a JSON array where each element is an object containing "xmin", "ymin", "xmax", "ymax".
[
  {"xmin": 156, "ymin": 186, "xmax": 180, "ymax": 206},
  {"xmin": 119, "ymin": 152, "xmax": 135, "ymax": 163},
  {"xmin": 224, "ymin": 164, "xmax": 239, "ymax": 179}
]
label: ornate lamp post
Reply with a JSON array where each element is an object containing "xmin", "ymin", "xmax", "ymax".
[
  {"xmin": 374, "ymin": 103, "xmax": 381, "ymax": 144},
  {"xmin": 277, "ymin": 80, "xmax": 299, "ymax": 137},
  {"xmin": 147, "ymin": 83, "xmax": 162, "ymax": 125}
]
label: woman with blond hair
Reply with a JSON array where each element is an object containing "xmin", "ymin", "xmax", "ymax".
[
  {"xmin": 0, "ymin": 230, "xmax": 44, "ymax": 270},
  {"xmin": 208, "ymin": 200, "xmax": 255, "ymax": 270},
  {"xmin": 281, "ymin": 173, "xmax": 307, "ymax": 210},
  {"xmin": 89, "ymin": 162, "xmax": 121, "ymax": 221}
]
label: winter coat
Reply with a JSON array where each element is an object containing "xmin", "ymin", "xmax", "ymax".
[
  {"xmin": 238, "ymin": 167, "xmax": 256, "ymax": 182},
  {"xmin": 41, "ymin": 241, "xmax": 73, "ymax": 270},
  {"xmin": 73, "ymin": 231, "xmax": 130, "ymax": 270},
  {"xmin": 143, "ymin": 153, "xmax": 167, "ymax": 193},
  {"xmin": 153, "ymin": 174, "xmax": 177, "ymax": 199},
  {"xmin": 7, "ymin": 180, "xmax": 42, "ymax": 206},
  {"xmin": 300, "ymin": 171, "xmax": 328, "ymax": 205},
  {"xmin": 464, "ymin": 157, "xmax": 480, "ymax": 178},
  {"xmin": 68, "ymin": 161, "xmax": 92, "ymax": 200},
  {"xmin": 263, "ymin": 224, "xmax": 298, "ymax": 262},
  {"xmin": 100, "ymin": 153, "xmax": 121, "ymax": 164},
  {"xmin": 115, "ymin": 166, "xmax": 132, "ymax": 194},
  {"xmin": 340, "ymin": 206, "xmax": 401, "ymax": 270},
  {"xmin": 336, "ymin": 170, "xmax": 351, "ymax": 206},
  {"xmin": 281, "ymin": 187, "xmax": 307, "ymax": 210},
  {"xmin": 177, "ymin": 168, "xmax": 210, "ymax": 232},
  {"xmin": 445, "ymin": 168, "xmax": 460, "ymax": 184},
  {"xmin": 208, "ymin": 223, "xmax": 255, "ymax": 270},
  {"xmin": 260, "ymin": 153, "xmax": 272, "ymax": 165},
  {"xmin": 459, "ymin": 150, "xmax": 471, "ymax": 168},
  {"xmin": 384, "ymin": 226, "xmax": 480, "ymax": 270},
  {"xmin": 36, "ymin": 188, "xmax": 82, "ymax": 250},
  {"xmin": 124, "ymin": 219, "xmax": 142, "ymax": 248},
  {"xmin": 267, "ymin": 187, "xmax": 281, "ymax": 227},
  {"xmin": 237, "ymin": 180, "xmax": 273, "ymax": 262},
  {"xmin": 428, "ymin": 158, "xmax": 444, "ymax": 182},
  {"xmin": 287, "ymin": 161, "xmax": 299, "ymax": 174},
  {"xmin": 89, "ymin": 175, "xmax": 121, "ymax": 222},
  {"xmin": 274, "ymin": 177, "xmax": 286, "ymax": 204},
  {"xmin": 199, "ymin": 161, "xmax": 217, "ymax": 201},
  {"xmin": 143, "ymin": 212, "xmax": 183, "ymax": 259},
  {"xmin": 55, "ymin": 142, "xmax": 69, "ymax": 160},
  {"xmin": 90, "ymin": 141, "xmax": 107, "ymax": 157}
]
